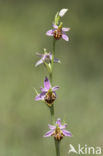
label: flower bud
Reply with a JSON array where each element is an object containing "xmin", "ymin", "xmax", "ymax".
[{"xmin": 59, "ymin": 8, "xmax": 68, "ymax": 17}]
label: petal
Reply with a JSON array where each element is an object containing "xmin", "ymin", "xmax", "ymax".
[
  {"xmin": 35, "ymin": 59, "xmax": 43, "ymax": 67},
  {"xmin": 40, "ymin": 92, "xmax": 46, "ymax": 98},
  {"xmin": 53, "ymin": 91, "xmax": 56, "ymax": 97},
  {"xmin": 53, "ymin": 24, "xmax": 58, "ymax": 29},
  {"xmin": 52, "ymin": 86, "xmax": 59, "ymax": 91},
  {"xmin": 62, "ymin": 27, "xmax": 70, "ymax": 32},
  {"xmin": 42, "ymin": 54, "xmax": 47, "ymax": 60},
  {"xmin": 49, "ymin": 52, "xmax": 52, "ymax": 60},
  {"xmin": 56, "ymin": 118, "xmax": 61, "ymax": 126},
  {"xmin": 59, "ymin": 8, "xmax": 68, "ymax": 17},
  {"xmin": 44, "ymin": 77, "xmax": 51, "ymax": 89},
  {"xmin": 43, "ymin": 130, "xmax": 54, "ymax": 137},
  {"xmin": 62, "ymin": 129, "xmax": 72, "ymax": 137},
  {"xmin": 60, "ymin": 124, "xmax": 67, "ymax": 129},
  {"xmin": 54, "ymin": 57, "xmax": 61, "ymax": 63},
  {"xmin": 48, "ymin": 124, "xmax": 56, "ymax": 130},
  {"xmin": 35, "ymin": 94, "xmax": 42, "ymax": 101},
  {"xmin": 40, "ymin": 87, "xmax": 48, "ymax": 92},
  {"xmin": 62, "ymin": 33, "xmax": 69, "ymax": 41},
  {"xmin": 35, "ymin": 92, "xmax": 46, "ymax": 101},
  {"xmin": 46, "ymin": 29, "xmax": 54, "ymax": 36}
]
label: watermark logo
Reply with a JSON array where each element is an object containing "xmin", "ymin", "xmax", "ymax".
[{"xmin": 68, "ymin": 144, "xmax": 102, "ymax": 155}]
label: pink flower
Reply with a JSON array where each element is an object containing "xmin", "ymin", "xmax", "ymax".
[
  {"xmin": 44, "ymin": 118, "xmax": 72, "ymax": 141},
  {"xmin": 35, "ymin": 77, "xmax": 59, "ymax": 106},
  {"xmin": 35, "ymin": 52, "xmax": 60, "ymax": 67},
  {"xmin": 46, "ymin": 24, "xmax": 70, "ymax": 41}
]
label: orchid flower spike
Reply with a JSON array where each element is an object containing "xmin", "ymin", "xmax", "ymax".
[
  {"xmin": 35, "ymin": 50, "xmax": 60, "ymax": 67},
  {"xmin": 46, "ymin": 24, "xmax": 70, "ymax": 41},
  {"xmin": 35, "ymin": 77, "xmax": 59, "ymax": 106},
  {"xmin": 44, "ymin": 118, "xmax": 72, "ymax": 141}
]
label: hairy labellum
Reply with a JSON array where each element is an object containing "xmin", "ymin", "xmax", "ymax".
[
  {"xmin": 53, "ymin": 28, "xmax": 62, "ymax": 40},
  {"xmin": 52, "ymin": 127, "xmax": 64, "ymax": 141},
  {"xmin": 44, "ymin": 91, "xmax": 56, "ymax": 106},
  {"xmin": 45, "ymin": 54, "xmax": 51, "ymax": 63}
]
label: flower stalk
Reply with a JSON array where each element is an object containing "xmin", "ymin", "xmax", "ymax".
[
  {"xmin": 49, "ymin": 38, "xmax": 56, "ymax": 83},
  {"xmin": 51, "ymin": 34, "xmax": 60, "ymax": 156},
  {"xmin": 55, "ymin": 140, "xmax": 60, "ymax": 156},
  {"xmin": 35, "ymin": 8, "xmax": 72, "ymax": 156},
  {"xmin": 50, "ymin": 104, "xmax": 54, "ymax": 123},
  {"xmin": 49, "ymin": 38, "xmax": 56, "ymax": 123}
]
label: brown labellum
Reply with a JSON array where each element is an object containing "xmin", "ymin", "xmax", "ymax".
[
  {"xmin": 52, "ymin": 127, "xmax": 64, "ymax": 141},
  {"xmin": 53, "ymin": 28, "xmax": 62, "ymax": 40},
  {"xmin": 44, "ymin": 91, "xmax": 56, "ymax": 106}
]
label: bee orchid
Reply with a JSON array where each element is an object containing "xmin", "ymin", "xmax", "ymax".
[
  {"xmin": 35, "ymin": 77, "xmax": 59, "ymax": 106},
  {"xmin": 46, "ymin": 24, "xmax": 70, "ymax": 41},
  {"xmin": 44, "ymin": 118, "xmax": 72, "ymax": 140}
]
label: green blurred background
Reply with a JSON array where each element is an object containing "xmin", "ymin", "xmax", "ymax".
[{"xmin": 0, "ymin": 0, "xmax": 103, "ymax": 156}]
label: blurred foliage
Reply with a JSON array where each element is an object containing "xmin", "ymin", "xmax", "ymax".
[{"xmin": 0, "ymin": 0, "xmax": 103, "ymax": 156}]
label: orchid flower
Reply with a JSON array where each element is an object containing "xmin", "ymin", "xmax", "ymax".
[
  {"xmin": 35, "ymin": 77, "xmax": 59, "ymax": 106},
  {"xmin": 35, "ymin": 52, "xmax": 60, "ymax": 67},
  {"xmin": 44, "ymin": 118, "xmax": 72, "ymax": 141},
  {"xmin": 46, "ymin": 24, "xmax": 70, "ymax": 41}
]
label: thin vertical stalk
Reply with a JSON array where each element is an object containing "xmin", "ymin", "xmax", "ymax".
[
  {"xmin": 49, "ymin": 72, "xmax": 52, "ymax": 84},
  {"xmin": 51, "ymin": 38, "xmax": 56, "ymax": 74},
  {"xmin": 49, "ymin": 38, "xmax": 60, "ymax": 156},
  {"xmin": 49, "ymin": 38, "xmax": 56, "ymax": 83},
  {"xmin": 52, "ymin": 38, "xmax": 61, "ymax": 156},
  {"xmin": 50, "ymin": 104, "xmax": 54, "ymax": 123},
  {"xmin": 55, "ymin": 139, "xmax": 60, "ymax": 156},
  {"xmin": 49, "ymin": 38, "xmax": 56, "ymax": 122}
]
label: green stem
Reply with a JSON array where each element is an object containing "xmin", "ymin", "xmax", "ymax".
[
  {"xmin": 49, "ymin": 38, "xmax": 56, "ymax": 123},
  {"xmin": 49, "ymin": 38, "xmax": 60, "ymax": 156},
  {"xmin": 51, "ymin": 38, "xmax": 56, "ymax": 74},
  {"xmin": 50, "ymin": 104, "xmax": 54, "ymax": 123},
  {"xmin": 52, "ymin": 38, "xmax": 61, "ymax": 156},
  {"xmin": 49, "ymin": 72, "xmax": 52, "ymax": 84},
  {"xmin": 49, "ymin": 38, "xmax": 56, "ymax": 84},
  {"xmin": 49, "ymin": 38, "xmax": 56, "ymax": 83},
  {"xmin": 55, "ymin": 139, "xmax": 60, "ymax": 156},
  {"xmin": 53, "ymin": 38, "xmax": 56, "ymax": 56}
]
